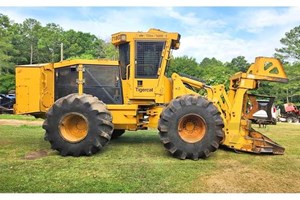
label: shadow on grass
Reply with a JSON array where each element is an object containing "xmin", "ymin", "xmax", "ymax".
[{"xmin": 111, "ymin": 131, "xmax": 161, "ymax": 145}]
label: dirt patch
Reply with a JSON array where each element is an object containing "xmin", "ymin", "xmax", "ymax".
[
  {"xmin": 0, "ymin": 140, "xmax": 12, "ymax": 145},
  {"xmin": 24, "ymin": 150, "xmax": 49, "ymax": 160},
  {"xmin": 0, "ymin": 119, "xmax": 43, "ymax": 126},
  {"xmin": 190, "ymin": 159, "xmax": 300, "ymax": 193}
]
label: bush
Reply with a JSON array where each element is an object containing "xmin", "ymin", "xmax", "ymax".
[{"xmin": 0, "ymin": 74, "xmax": 15, "ymax": 94}]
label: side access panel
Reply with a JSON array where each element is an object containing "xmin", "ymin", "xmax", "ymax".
[
  {"xmin": 107, "ymin": 104, "xmax": 139, "ymax": 130},
  {"xmin": 14, "ymin": 64, "xmax": 54, "ymax": 114}
]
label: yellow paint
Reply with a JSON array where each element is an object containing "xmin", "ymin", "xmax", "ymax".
[
  {"xmin": 178, "ymin": 114, "xmax": 206, "ymax": 143},
  {"xmin": 112, "ymin": 29, "xmax": 180, "ymax": 104},
  {"xmin": 107, "ymin": 104, "xmax": 139, "ymax": 130},
  {"xmin": 172, "ymin": 73, "xmax": 199, "ymax": 98},
  {"xmin": 204, "ymin": 57, "xmax": 288, "ymax": 153},
  {"xmin": 53, "ymin": 59, "xmax": 118, "ymax": 69},
  {"xmin": 77, "ymin": 64, "xmax": 84, "ymax": 95},
  {"xmin": 59, "ymin": 113, "xmax": 88, "ymax": 143},
  {"xmin": 14, "ymin": 63, "xmax": 54, "ymax": 114},
  {"xmin": 40, "ymin": 63, "xmax": 54, "ymax": 111},
  {"xmin": 147, "ymin": 106, "xmax": 164, "ymax": 128},
  {"xmin": 15, "ymin": 59, "xmax": 118, "ymax": 115},
  {"xmin": 15, "ymin": 28, "xmax": 288, "ymax": 155}
]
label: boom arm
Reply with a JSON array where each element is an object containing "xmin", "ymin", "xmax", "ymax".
[{"xmin": 207, "ymin": 57, "xmax": 288, "ymax": 154}]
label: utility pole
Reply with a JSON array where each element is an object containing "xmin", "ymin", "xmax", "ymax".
[
  {"xmin": 30, "ymin": 44, "xmax": 33, "ymax": 64},
  {"xmin": 60, "ymin": 43, "xmax": 64, "ymax": 61}
]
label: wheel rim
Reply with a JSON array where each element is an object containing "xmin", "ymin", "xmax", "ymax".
[
  {"xmin": 178, "ymin": 114, "xmax": 206, "ymax": 143},
  {"xmin": 59, "ymin": 113, "xmax": 88, "ymax": 143}
]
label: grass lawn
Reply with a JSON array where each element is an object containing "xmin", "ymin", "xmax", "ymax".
[
  {"xmin": 0, "ymin": 122, "xmax": 299, "ymax": 193},
  {"xmin": 0, "ymin": 114, "xmax": 43, "ymax": 121}
]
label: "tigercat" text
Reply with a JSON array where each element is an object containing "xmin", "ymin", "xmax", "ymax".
[{"xmin": 136, "ymin": 88, "xmax": 154, "ymax": 93}]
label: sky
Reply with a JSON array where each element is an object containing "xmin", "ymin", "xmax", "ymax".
[{"xmin": 0, "ymin": 6, "xmax": 299, "ymax": 62}]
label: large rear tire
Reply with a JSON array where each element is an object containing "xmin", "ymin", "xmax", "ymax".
[
  {"xmin": 43, "ymin": 93, "xmax": 113, "ymax": 156},
  {"xmin": 158, "ymin": 94, "xmax": 224, "ymax": 160}
]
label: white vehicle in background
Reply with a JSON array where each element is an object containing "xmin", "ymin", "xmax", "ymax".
[{"xmin": 251, "ymin": 97, "xmax": 277, "ymax": 126}]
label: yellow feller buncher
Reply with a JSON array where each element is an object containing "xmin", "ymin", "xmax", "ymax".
[{"xmin": 14, "ymin": 29, "xmax": 288, "ymax": 160}]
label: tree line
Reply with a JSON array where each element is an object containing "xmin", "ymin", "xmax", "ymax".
[
  {"xmin": 0, "ymin": 13, "xmax": 299, "ymax": 106},
  {"xmin": 0, "ymin": 13, "xmax": 118, "ymax": 93},
  {"xmin": 167, "ymin": 55, "xmax": 300, "ymax": 106},
  {"xmin": 167, "ymin": 26, "xmax": 300, "ymax": 106}
]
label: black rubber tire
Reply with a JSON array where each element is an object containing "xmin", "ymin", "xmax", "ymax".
[
  {"xmin": 43, "ymin": 93, "xmax": 113, "ymax": 156},
  {"xmin": 287, "ymin": 117, "xmax": 293, "ymax": 123},
  {"xmin": 111, "ymin": 129, "xmax": 125, "ymax": 139},
  {"xmin": 292, "ymin": 117, "xmax": 299, "ymax": 123},
  {"xmin": 158, "ymin": 94, "xmax": 224, "ymax": 160}
]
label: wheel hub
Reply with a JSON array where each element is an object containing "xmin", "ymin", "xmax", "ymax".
[
  {"xmin": 59, "ymin": 113, "xmax": 88, "ymax": 143},
  {"xmin": 178, "ymin": 114, "xmax": 206, "ymax": 143}
]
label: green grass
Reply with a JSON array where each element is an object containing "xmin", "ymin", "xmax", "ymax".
[
  {"xmin": 0, "ymin": 114, "xmax": 43, "ymax": 121},
  {"xmin": 0, "ymin": 123, "xmax": 299, "ymax": 193}
]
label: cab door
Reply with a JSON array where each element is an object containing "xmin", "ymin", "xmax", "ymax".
[{"xmin": 133, "ymin": 41, "xmax": 165, "ymax": 99}]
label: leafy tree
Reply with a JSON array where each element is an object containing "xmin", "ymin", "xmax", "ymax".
[
  {"xmin": 37, "ymin": 23, "xmax": 64, "ymax": 62},
  {"xmin": 198, "ymin": 57, "xmax": 233, "ymax": 87},
  {"xmin": 10, "ymin": 19, "xmax": 42, "ymax": 65},
  {"xmin": 199, "ymin": 57, "xmax": 223, "ymax": 68},
  {"xmin": 271, "ymin": 25, "xmax": 300, "ymax": 105},
  {"xmin": 68, "ymin": 53, "xmax": 95, "ymax": 60},
  {"xmin": 167, "ymin": 56, "xmax": 200, "ymax": 78},
  {"xmin": 9, "ymin": 23, "xmax": 27, "ymax": 65},
  {"xmin": 281, "ymin": 62, "xmax": 300, "ymax": 103},
  {"xmin": 102, "ymin": 42, "xmax": 118, "ymax": 60},
  {"xmin": 200, "ymin": 65, "xmax": 234, "ymax": 87},
  {"xmin": 168, "ymin": 56, "xmax": 234, "ymax": 88},
  {"xmin": 275, "ymin": 25, "xmax": 300, "ymax": 61},
  {"xmin": 62, "ymin": 29, "xmax": 84, "ymax": 59},
  {"xmin": 22, "ymin": 19, "xmax": 42, "ymax": 64},
  {"xmin": 0, "ymin": 14, "xmax": 14, "ymax": 75},
  {"xmin": 225, "ymin": 56, "xmax": 249, "ymax": 72},
  {"xmin": 62, "ymin": 29, "xmax": 107, "ymax": 60},
  {"xmin": 0, "ymin": 74, "xmax": 14, "ymax": 93}
]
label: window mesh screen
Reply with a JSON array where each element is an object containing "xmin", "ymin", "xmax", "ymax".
[
  {"xmin": 55, "ymin": 66, "xmax": 78, "ymax": 100},
  {"xmin": 55, "ymin": 65, "xmax": 123, "ymax": 104},
  {"xmin": 136, "ymin": 41, "xmax": 165, "ymax": 78},
  {"xmin": 84, "ymin": 65, "xmax": 122, "ymax": 104}
]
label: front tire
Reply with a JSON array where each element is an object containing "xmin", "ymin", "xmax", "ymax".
[
  {"xmin": 158, "ymin": 95, "xmax": 224, "ymax": 160},
  {"xmin": 43, "ymin": 93, "xmax": 113, "ymax": 156}
]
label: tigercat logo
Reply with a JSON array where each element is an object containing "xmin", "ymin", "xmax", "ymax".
[{"xmin": 136, "ymin": 87, "xmax": 154, "ymax": 93}]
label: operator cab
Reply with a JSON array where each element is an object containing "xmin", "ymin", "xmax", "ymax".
[
  {"xmin": 112, "ymin": 29, "xmax": 180, "ymax": 103},
  {"xmin": 119, "ymin": 41, "xmax": 164, "ymax": 80}
]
